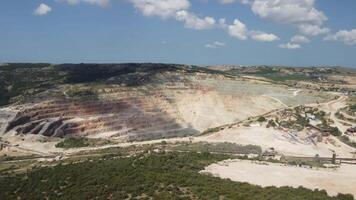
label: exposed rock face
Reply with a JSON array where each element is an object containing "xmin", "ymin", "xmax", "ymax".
[
  {"xmin": 0, "ymin": 108, "xmax": 17, "ymax": 135},
  {"xmin": 3, "ymin": 96, "xmax": 195, "ymax": 141},
  {"xmin": 6, "ymin": 115, "xmax": 32, "ymax": 133},
  {"xmin": 0, "ymin": 64, "xmax": 333, "ymax": 141}
]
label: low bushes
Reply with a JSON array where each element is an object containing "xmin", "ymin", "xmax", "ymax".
[
  {"xmin": 0, "ymin": 152, "xmax": 352, "ymax": 200},
  {"xmin": 55, "ymin": 138, "xmax": 89, "ymax": 149}
]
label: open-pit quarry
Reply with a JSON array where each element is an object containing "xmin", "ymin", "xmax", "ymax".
[
  {"xmin": 0, "ymin": 66, "xmax": 332, "ymax": 144},
  {"xmin": 0, "ymin": 64, "xmax": 355, "ymax": 199}
]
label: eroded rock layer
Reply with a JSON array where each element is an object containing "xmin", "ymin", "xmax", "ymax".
[{"xmin": 0, "ymin": 64, "xmax": 333, "ymax": 141}]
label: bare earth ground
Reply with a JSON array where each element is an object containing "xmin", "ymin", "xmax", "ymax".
[
  {"xmin": 318, "ymin": 95, "xmax": 350, "ymax": 133},
  {"xmin": 197, "ymin": 126, "xmax": 355, "ymax": 157},
  {"xmin": 199, "ymin": 94, "xmax": 356, "ymax": 197},
  {"xmin": 202, "ymin": 159, "xmax": 356, "ymax": 197},
  {"xmin": 171, "ymin": 90, "xmax": 283, "ymax": 131},
  {"xmin": 3, "ymin": 125, "xmax": 354, "ymax": 158}
]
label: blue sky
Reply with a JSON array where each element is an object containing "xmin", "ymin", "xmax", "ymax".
[{"xmin": 0, "ymin": 0, "xmax": 355, "ymax": 67}]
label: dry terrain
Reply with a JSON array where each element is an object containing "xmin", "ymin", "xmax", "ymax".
[
  {"xmin": 203, "ymin": 159, "xmax": 356, "ymax": 197},
  {"xmin": 0, "ymin": 64, "xmax": 355, "ymax": 199}
]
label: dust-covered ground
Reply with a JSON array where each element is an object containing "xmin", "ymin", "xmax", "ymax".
[
  {"xmin": 202, "ymin": 159, "xmax": 356, "ymax": 197},
  {"xmin": 198, "ymin": 126, "xmax": 355, "ymax": 157}
]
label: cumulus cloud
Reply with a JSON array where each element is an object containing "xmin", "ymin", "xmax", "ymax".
[
  {"xmin": 205, "ymin": 41, "xmax": 226, "ymax": 48},
  {"xmin": 280, "ymin": 35, "xmax": 309, "ymax": 49},
  {"xmin": 129, "ymin": 0, "xmax": 278, "ymax": 41},
  {"xmin": 218, "ymin": 18, "xmax": 228, "ymax": 29},
  {"xmin": 250, "ymin": 31, "xmax": 279, "ymax": 42},
  {"xmin": 33, "ymin": 3, "xmax": 52, "ymax": 16},
  {"xmin": 278, "ymin": 35, "xmax": 309, "ymax": 49},
  {"xmin": 225, "ymin": 0, "xmax": 329, "ymax": 37},
  {"xmin": 130, "ymin": 0, "xmax": 190, "ymax": 18},
  {"xmin": 324, "ymin": 29, "xmax": 356, "ymax": 45},
  {"xmin": 241, "ymin": 0, "xmax": 327, "ymax": 25},
  {"xmin": 129, "ymin": 0, "xmax": 216, "ymax": 30},
  {"xmin": 227, "ymin": 19, "xmax": 248, "ymax": 40},
  {"xmin": 225, "ymin": 19, "xmax": 279, "ymax": 42},
  {"xmin": 176, "ymin": 10, "xmax": 216, "ymax": 30},
  {"xmin": 60, "ymin": 0, "xmax": 110, "ymax": 7},
  {"xmin": 297, "ymin": 24, "xmax": 329, "ymax": 36},
  {"xmin": 226, "ymin": 19, "xmax": 280, "ymax": 42},
  {"xmin": 219, "ymin": 0, "xmax": 237, "ymax": 4},
  {"xmin": 291, "ymin": 35, "xmax": 310, "ymax": 43},
  {"xmin": 220, "ymin": 0, "xmax": 250, "ymax": 4},
  {"xmin": 279, "ymin": 42, "xmax": 301, "ymax": 49}
]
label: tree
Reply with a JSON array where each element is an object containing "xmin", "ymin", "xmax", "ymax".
[{"xmin": 257, "ymin": 116, "xmax": 266, "ymax": 122}]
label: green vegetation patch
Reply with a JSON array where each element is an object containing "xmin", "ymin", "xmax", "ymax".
[
  {"xmin": 55, "ymin": 138, "xmax": 90, "ymax": 149},
  {"xmin": 55, "ymin": 137, "xmax": 113, "ymax": 149},
  {"xmin": 257, "ymin": 116, "xmax": 266, "ymax": 122},
  {"xmin": 65, "ymin": 86, "xmax": 96, "ymax": 97},
  {"xmin": 201, "ymin": 126, "xmax": 225, "ymax": 135},
  {"xmin": 0, "ymin": 152, "xmax": 353, "ymax": 200},
  {"xmin": 171, "ymin": 142, "xmax": 263, "ymax": 155},
  {"xmin": 230, "ymin": 67, "xmax": 311, "ymax": 82},
  {"xmin": 350, "ymin": 104, "xmax": 356, "ymax": 112},
  {"xmin": 260, "ymin": 74, "xmax": 310, "ymax": 82},
  {"xmin": 0, "ymin": 63, "xmax": 64, "ymax": 106},
  {"xmin": 0, "ymin": 63, "xmax": 235, "ymax": 106}
]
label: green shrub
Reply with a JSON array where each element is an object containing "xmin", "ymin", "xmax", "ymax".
[
  {"xmin": 336, "ymin": 193, "xmax": 354, "ymax": 200},
  {"xmin": 296, "ymin": 114, "xmax": 309, "ymax": 127},
  {"xmin": 349, "ymin": 104, "xmax": 356, "ymax": 112},
  {"xmin": 257, "ymin": 116, "xmax": 266, "ymax": 122},
  {"xmin": 0, "ymin": 152, "xmax": 350, "ymax": 200},
  {"xmin": 172, "ymin": 142, "xmax": 263, "ymax": 155},
  {"xmin": 55, "ymin": 138, "xmax": 89, "ymax": 149},
  {"xmin": 330, "ymin": 127, "xmax": 342, "ymax": 137}
]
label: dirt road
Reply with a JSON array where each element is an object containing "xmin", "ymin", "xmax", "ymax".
[{"xmin": 319, "ymin": 95, "xmax": 349, "ymax": 133}]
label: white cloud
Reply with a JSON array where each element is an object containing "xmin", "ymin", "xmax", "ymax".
[
  {"xmin": 129, "ymin": 0, "xmax": 215, "ymax": 30},
  {"xmin": 324, "ymin": 29, "xmax": 356, "ymax": 45},
  {"xmin": 60, "ymin": 0, "xmax": 110, "ymax": 7},
  {"xmin": 219, "ymin": 0, "xmax": 236, "ymax": 4},
  {"xmin": 205, "ymin": 41, "xmax": 226, "ymax": 48},
  {"xmin": 225, "ymin": 19, "xmax": 279, "ymax": 42},
  {"xmin": 218, "ymin": 18, "xmax": 228, "ymax": 29},
  {"xmin": 129, "ymin": 0, "xmax": 278, "ymax": 42},
  {"xmin": 291, "ymin": 35, "xmax": 310, "ymax": 43},
  {"xmin": 130, "ymin": 0, "xmax": 190, "ymax": 18},
  {"xmin": 279, "ymin": 42, "xmax": 301, "ymax": 49},
  {"xmin": 33, "ymin": 3, "xmax": 52, "ymax": 16},
  {"xmin": 227, "ymin": 19, "xmax": 248, "ymax": 40},
  {"xmin": 228, "ymin": 0, "xmax": 329, "ymax": 36},
  {"xmin": 297, "ymin": 24, "xmax": 329, "ymax": 36},
  {"xmin": 280, "ymin": 35, "xmax": 310, "ymax": 49},
  {"xmin": 219, "ymin": 0, "xmax": 250, "ymax": 4},
  {"xmin": 250, "ymin": 31, "xmax": 279, "ymax": 42},
  {"xmin": 248, "ymin": 0, "xmax": 327, "ymax": 25},
  {"xmin": 175, "ymin": 10, "xmax": 216, "ymax": 30}
]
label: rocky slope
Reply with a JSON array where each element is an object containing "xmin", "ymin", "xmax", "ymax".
[{"xmin": 0, "ymin": 63, "xmax": 334, "ymax": 142}]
